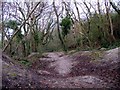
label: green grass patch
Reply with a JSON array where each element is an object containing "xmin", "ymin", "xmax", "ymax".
[{"xmin": 19, "ymin": 59, "xmax": 31, "ymax": 67}]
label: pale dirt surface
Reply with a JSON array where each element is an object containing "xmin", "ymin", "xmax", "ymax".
[{"xmin": 2, "ymin": 47, "xmax": 120, "ymax": 88}]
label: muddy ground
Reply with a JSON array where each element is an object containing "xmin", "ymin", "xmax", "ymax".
[{"xmin": 2, "ymin": 47, "xmax": 120, "ymax": 88}]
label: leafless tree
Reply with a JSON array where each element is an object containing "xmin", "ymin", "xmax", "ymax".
[{"xmin": 53, "ymin": 1, "xmax": 67, "ymax": 51}]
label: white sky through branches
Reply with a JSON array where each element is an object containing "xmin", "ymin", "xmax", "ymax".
[{"xmin": 1, "ymin": 0, "xmax": 119, "ymax": 40}]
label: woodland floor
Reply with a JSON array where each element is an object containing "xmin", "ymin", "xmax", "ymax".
[{"xmin": 2, "ymin": 48, "xmax": 120, "ymax": 88}]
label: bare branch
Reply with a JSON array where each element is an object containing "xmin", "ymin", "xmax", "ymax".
[{"xmin": 3, "ymin": 2, "xmax": 41, "ymax": 52}]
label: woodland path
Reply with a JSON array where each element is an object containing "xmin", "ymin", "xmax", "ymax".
[
  {"xmin": 40, "ymin": 52, "xmax": 73, "ymax": 76},
  {"xmin": 2, "ymin": 48, "xmax": 120, "ymax": 88}
]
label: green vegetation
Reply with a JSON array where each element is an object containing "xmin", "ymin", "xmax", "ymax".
[
  {"xmin": 2, "ymin": 1, "xmax": 120, "ymax": 60},
  {"xmin": 5, "ymin": 20, "xmax": 20, "ymax": 29},
  {"xmin": 19, "ymin": 59, "xmax": 31, "ymax": 67},
  {"xmin": 60, "ymin": 16, "xmax": 72, "ymax": 38}
]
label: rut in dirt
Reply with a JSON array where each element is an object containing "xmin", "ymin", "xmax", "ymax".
[{"xmin": 38, "ymin": 52, "xmax": 74, "ymax": 76}]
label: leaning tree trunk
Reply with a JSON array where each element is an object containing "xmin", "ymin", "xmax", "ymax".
[
  {"xmin": 53, "ymin": 1, "xmax": 67, "ymax": 51},
  {"xmin": 3, "ymin": 2, "xmax": 41, "ymax": 52},
  {"xmin": 105, "ymin": 0, "xmax": 116, "ymax": 43},
  {"xmin": 109, "ymin": 0, "xmax": 120, "ymax": 15},
  {"xmin": 74, "ymin": 0, "xmax": 83, "ymax": 48}
]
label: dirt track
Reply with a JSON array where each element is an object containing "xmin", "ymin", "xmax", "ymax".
[{"xmin": 2, "ymin": 48, "xmax": 120, "ymax": 88}]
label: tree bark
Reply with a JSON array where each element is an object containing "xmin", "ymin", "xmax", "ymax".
[
  {"xmin": 2, "ymin": 2, "xmax": 4, "ymax": 48},
  {"xmin": 53, "ymin": 1, "xmax": 67, "ymax": 51},
  {"xmin": 74, "ymin": 0, "xmax": 83, "ymax": 48},
  {"xmin": 105, "ymin": 0, "xmax": 116, "ymax": 42},
  {"xmin": 109, "ymin": 1, "xmax": 120, "ymax": 15},
  {"xmin": 3, "ymin": 2, "xmax": 41, "ymax": 52}
]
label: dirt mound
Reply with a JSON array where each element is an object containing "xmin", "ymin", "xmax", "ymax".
[{"xmin": 2, "ymin": 48, "xmax": 120, "ymax": 88}]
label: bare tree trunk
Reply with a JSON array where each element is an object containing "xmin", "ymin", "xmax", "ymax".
[
  {"xmin": 105, "ymin": 0, "xmax": 116, "ymax": 42},
  {"xmin": 53, "ymin": 1, "xmax": 67, "ymax": 51},
  {"xmin": 82, "ymin": 1, "xmax": 93, "ymax": 48},
  {"xmin": 3, "ymin": 2, "xmax": 41, "ymax": 52},
  {"xmin": 109, "ymin": 0, "xmax": 120, "ymax": 15},
  {"xmin": 83, "ymin": 2, "xmax": 92, "ymax": 17},
  {"xmin": 97, "ymin": 0, "xmax": 101, "ymax": 15},
  {"xmin": 74, "ymin": 0, "xmax": 83, "ymax": 48},
  {"xmin": 18, "ymin": 4, "xmax": 27, "ymax": 34},
  {"xmin": 1, "ymin": 2, "xmax": 4, "ymax": 48}
]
